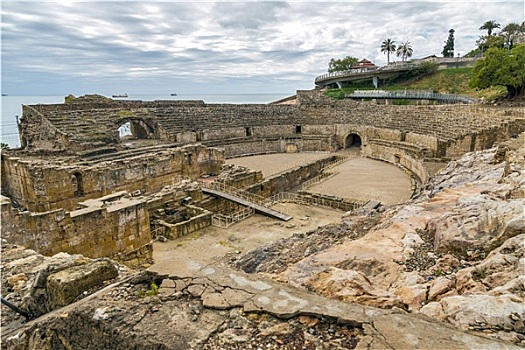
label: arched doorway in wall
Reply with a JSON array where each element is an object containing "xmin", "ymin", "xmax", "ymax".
[
  {"xmin": 345, "ymin": 133, "xmax": 362, "ymax": 148},
  {"xmin": 117, "ymin": 119, "xmax": 155, "ymax": 141}
]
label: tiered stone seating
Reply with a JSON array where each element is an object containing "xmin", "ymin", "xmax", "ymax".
[{"xmin": 25, "ymin": 96, "xmax": 524, "ymax": 159}]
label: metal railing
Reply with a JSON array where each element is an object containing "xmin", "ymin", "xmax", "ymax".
[
  {"xmin": 315, "ymin": 67, "xmax": 380, "ymax": 82},
  {"xmin": 302, "ymin": 171, "xmax": 338, "ymax": 191},
  {"xmin": 301, "ymin": 155, "xmax": 352, "ymax": 190},
  {"xmin": 345, "ymin": 90, "xmax": 476, "ymax": 104},
  {"xmin": 211, "ymin": 207, "xmax": 255, "ymax": 228},
  {"xmin": 269, "ymin": 192, "xmax": 366, "ymax": 211},
  {"xmin": 206, "ymin": 189, "xmax": 366, "ymax": 228},
  {"xmin": 199, "ymin": 180, "xmax": 269, "ymax": 206},
  {"xmin": 323, "ymin": 155, "xmax": 352, "ymax": 169},
  {"xmin": 315, "ymin": 57, "xmax": 479, "ymax": 83}
]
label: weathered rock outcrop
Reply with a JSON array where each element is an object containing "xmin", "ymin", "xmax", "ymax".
[
  {"xmin": 235, "ymin": 137, "xmax": 525, "ymax": 345},
  {"xmin": 2, "ymin": 262, "xmax": 519, "ymax": 350},
  {"xmin": 1, "ymin": 242, "xmax": 126, "ymax": 326}
]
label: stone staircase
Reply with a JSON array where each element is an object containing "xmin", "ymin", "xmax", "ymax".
[{"xmin": 73, "ymin": 143, "xmax": 176, "ymax": 165}]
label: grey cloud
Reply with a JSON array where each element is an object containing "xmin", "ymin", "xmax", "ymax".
[
  {"xmin": 2, "ymin": 1, "xmax": 523, "ymax": 95},
  {"xmin": 214, "ymin": 2, "xmax": 289, "ymax": 30}
]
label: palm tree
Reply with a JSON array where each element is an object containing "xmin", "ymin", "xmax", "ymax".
[
  {"xmin": 380, "ymin": 39, "xmax": 396, "ymax": 65},
  {"xmin": 501, "ymin": 22, "xmax": 521, "ymax": 49},
  {"xmin": 479, "ymin": 20, "xmax": 501, "ymax": 36},
  {"xmin": 396, "ymin": 41, "xmax": 413, "ymax": 62}
]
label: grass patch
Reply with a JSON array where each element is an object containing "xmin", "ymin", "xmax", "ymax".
[
  {"xmin": 138, "ymin": 282, "xmax": 159, "ymax": 298},
  {"xmin": 325, "ymin": 67, "xmax": 507, "ymax": 101},
  {"xmin": 392, "ymin": 99, "xmax": 410, "ymax": 105},
  {"xmin": 472, "ymin": 266, "xmax": 488, "ymax": 281}
]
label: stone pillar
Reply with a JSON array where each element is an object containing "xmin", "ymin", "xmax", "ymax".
[{"xmin": 372, "ymin": 76, "xmax": 378, "ymax": 88}]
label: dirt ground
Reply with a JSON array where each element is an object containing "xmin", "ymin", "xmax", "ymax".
[
  {"xmin": 307, "ymin": 157, "xmax": 412, "ymax": 205},
  {"xmin": 226, "ymin": 152, "xmax": 333, "ymax": 178},
  {"xmin": 150, "ymin": 152, "xmax": 413, "ymax": 274},
  {"xmin": 149, "ymin": 203, "xmax": 341, "ymax": 276}
]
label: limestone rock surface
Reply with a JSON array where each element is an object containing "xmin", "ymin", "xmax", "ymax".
[
  {"xmin": 1, "ymin": 242, "xmax": 126, "ymax": 327},
  {"xmin": 234, "ymin": 144, "xmax": 525, "ymax": 345},
  {"xmin": 3, "ymin": 263, "xmax": 519, "ymax": 350}
]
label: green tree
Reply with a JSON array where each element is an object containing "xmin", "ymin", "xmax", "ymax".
[
  {"xmin": 500, "ymin": 22, "xmax": 522, "ymax": 49},
  {"xmin": 380, "ymin": 38, "xmax": 396, "ymax": 65},
  {"xmin": 479, "ymin": 20, "xmax": 501, "ymax": 36},
  {"xmin": 442, "ymin": 29, "xmax": 455, "ymax": 57},
  {"xmin": 396, "ymin": 41, "xmax": 413, "ymax": 62},
  {"xmin": 328, "ymin": 56, "xmax": 358, "ymax": 73},
  {"xmin": 471, "ymin": 44, "xmax": 525, "ymax": 98},
  {"xmin": 0, "ymin": 143, "xmax": 9, "ymax": 150},
  {"xmin": 465, "ymin": 34, "xmax": 505, "ymax": 57}
]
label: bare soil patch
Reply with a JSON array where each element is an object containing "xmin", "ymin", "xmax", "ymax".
[{"xmin": 150, "ymin": 203, "xmax": 342, "ymax": 276}]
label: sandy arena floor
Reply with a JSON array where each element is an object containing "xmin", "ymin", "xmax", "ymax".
[
  {"xmin": 307, "ymin": 157, "xmax": 412, "ymax": 205},
  {"xmin": 226, "ymin": 152, "xmax": 333, "ymax": 178},
  {"xmin": 150, "ymin": 151, "xmax": 413, "ymax": 274},
  {"xmin": 149, "ymin": 203, "xmax": 341, "ymax": 276},
  {"xmin": 227, "ymin": 152, "xmax": 412, "ymax": 205}
]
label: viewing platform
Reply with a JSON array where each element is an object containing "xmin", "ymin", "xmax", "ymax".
[{"xmin": 315, "ymin": 57, "xmax": 479, "ymax": 89}]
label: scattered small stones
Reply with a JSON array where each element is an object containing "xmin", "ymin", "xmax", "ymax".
[
  {"xmin": 202, "ymin": 312, "xmax": 361, "ymax": 350},
  {"xmin": 234, "ymin": 215, "xmax": 378, "ymax": 275}
]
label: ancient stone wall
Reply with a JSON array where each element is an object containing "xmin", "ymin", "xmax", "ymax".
[
  {"xmin": 363, "ymin": 141, "xmax": 430, "ymax": 184},
  {"xmin": 212, "ymin": 135, "xmax": 335, "ymax": 158},
  {"xmin": 152, "ymin": 205, "xmax": 212, "ymax": 240},
  {"xmin": 245, "ymin": 156, "xmax": 338, "ymax": 197},
  {"xmin": 18, "ymin": 106, "xmax": 70, "ymax": 151},
  {"xmin": 1, "ymin": 178, "xmax": 206, "ymax": 268},
  {"xmin": 1, "ymin": 145, "xmax": 224, "ymax": 212},
  {"xmin": 1, "ymin": 192, "xmax": 152, "ymax": 268},
  {"xmin": 18, "ymin": 92, "xmax": 525, "ymax": 161}
]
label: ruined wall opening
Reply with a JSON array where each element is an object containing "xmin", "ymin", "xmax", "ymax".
[
  {"xmin": 119, "ymin": 122, "xmax": 132, "ymax": 138},
  {"xmin": 345, "ymin": 133, "xmax": 362, "ymax": 148},
  {"xmin": 118, "ymin": 119, "xmax": 155, "ymax": 141},
  {"xmin": 72, "ymin": 172, "xmax": 84, "ymax": 197}
]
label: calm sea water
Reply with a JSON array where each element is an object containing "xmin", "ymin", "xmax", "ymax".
[{"xmin": 1, "ymin": 93, "xmax": 291, "ymax": 148}]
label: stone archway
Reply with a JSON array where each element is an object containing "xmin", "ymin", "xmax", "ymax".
[
  {"xmin": 345, "ymin": 133, "xmax": 362, "ymax": 148},
  {"xmin": 117, "ymin": 119, "xmax": 155, "ymax": 141}
]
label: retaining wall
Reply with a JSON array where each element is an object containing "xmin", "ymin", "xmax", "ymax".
[
  {"xmin": 245, "ymin": 156, "xmax": 338, "ymax": 197},
  {"xmin": 0, "ymin": 194, "xmax": 153, "ymax": 268}
]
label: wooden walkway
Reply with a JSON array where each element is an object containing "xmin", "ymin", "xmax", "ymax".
[{"xmin": 202, "ymin": 188, "xmax": 292, "ymax": 222}]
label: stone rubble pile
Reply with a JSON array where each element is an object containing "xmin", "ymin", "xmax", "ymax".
[{"xmin": 1, "ymin": 242, "xmax": 131, "ymax": 329}]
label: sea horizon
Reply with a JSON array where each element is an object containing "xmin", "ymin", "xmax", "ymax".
[{"xmin": 1, "ymin": 93, "xmax": 295, "ymax": 148}]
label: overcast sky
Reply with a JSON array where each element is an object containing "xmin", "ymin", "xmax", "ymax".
[{"xmin": 1, "ymin": 1, "xmax": 523, "ymax": 96}]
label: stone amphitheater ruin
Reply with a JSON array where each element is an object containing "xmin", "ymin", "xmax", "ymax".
[{"xmin": 1, "ymin": 90, "xmax": 524, "ymax": 349}]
